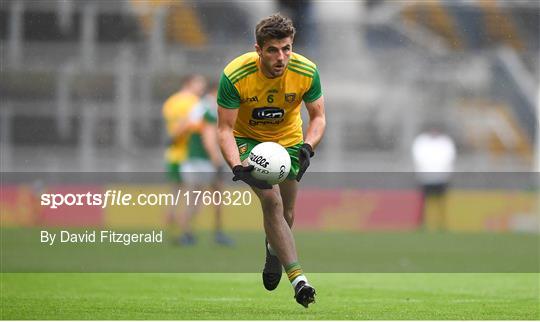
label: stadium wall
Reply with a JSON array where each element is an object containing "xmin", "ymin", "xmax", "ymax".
[{"xmin": 1, "ymin": 185, "xmax": 537, "ymax": 233}]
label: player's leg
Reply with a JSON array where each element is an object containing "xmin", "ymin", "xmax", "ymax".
[
  {"xmin": 165, "ymin": 162, "xmax": 183, "ymax": 228},
  {"xmin": 282, "ymin": 143, "xmax": 316, "ymax": 307},
  {"xmin": 251, "ymin": 186, "xmax": 297, "ymax": 262},
  {"xmin": 424, "ymin": 185, "xmax": 442, "ymax": 231},
  {"xmin": 237, "ymin": 137, "xmax": 315, "ymax": 306},
  {"xmin": 419, "ymin": 184, "xmax": 428, "ymax": 229},
  {"xmin": 254, "ymin": 185, "xmax": 316, "ymax": 307},
  {"xmin": 435, "ymin": 184, "xmax": 448, "ymax": 231},
  {"xmin": 178, "ymin": 186, "xmax": 201, "ymax": 245},
  {"xmin": 177, "ymin": 161, "xmax": 204, "ymax": 245},
  {"xmin": 279, "ymin": 179, "xmax": 298, "ymax": 227},
  {"xmin": 278, "ymin": 178, "xmax": 316, "ymax": 308},
  {"xmin": 251, "ymin": 174, "xmax": 315, "ymax": 307},
  {"xmin": 261, "ymin": 179, "xmax": 298, "ymax": 290},
  {"xmin": 211, "ymin": 173, "xmax": 234, "ymax": 246},
  {"xmin": 236, "ymin": 138, "xmax": 290, "ymax": 290},
  {"xmin": 256, "ymin": 183, "xmax": 285, "ymax": 290},
  {"xmin": 279, "ymin": 141, "xmax": 304, "ymax": 227},
  {"xmin": 259, "ymin": 143, "xmax": 301, "ymax": 290}
]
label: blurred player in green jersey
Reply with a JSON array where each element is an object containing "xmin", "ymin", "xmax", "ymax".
[
  {"xmin": 162, "ymin": 75, "xmax": 206, "ymax": 227},
  {"xmin": 178, "ymin": 83, "xmax": 234, "ymax": 246}
]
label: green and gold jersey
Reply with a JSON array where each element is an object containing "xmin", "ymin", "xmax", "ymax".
[
  {"xmin": 162, "ymin": 92, "xmax": 199, "ymax": 163},
  {"xmin": 217, "ymin": 51, "xmax": 322, "ymax": 147},
  {"xmin": 187, "ymin": 95, "xmax": 218, "ymax": 160}
]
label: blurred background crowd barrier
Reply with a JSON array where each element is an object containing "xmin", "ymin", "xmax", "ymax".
[
  {"xmin": 2, "ymin": 182, "xmax": 537, "ymax": 232},
  {"xmin": 0, "ymin": 0, "xmax": 538, "ymax": 172},
  {"xmin": 0, "ymin": 0, "xmax": 538, "ymax": 233}
]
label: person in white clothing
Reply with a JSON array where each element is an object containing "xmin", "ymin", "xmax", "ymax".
[{"xmin": 412, "ymin": 127, "xmax": 456, "ymax": 230}]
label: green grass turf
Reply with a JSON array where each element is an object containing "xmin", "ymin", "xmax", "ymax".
[
  {"xmin": 1, "ymin": 273, "xmax": 538, "ymax": 320},
  {"xmin": 2, "ymin": 228, "xmax": 538, "ymax": 272}
]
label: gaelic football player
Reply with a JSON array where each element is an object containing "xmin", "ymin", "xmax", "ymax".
[
  {"xmin": 216, "ymin": 14, "xmax": 326, "ymax": 307},
  {"xmin": 162, "ymin": 74, "xmax": 207, "ymax": 241},
  {"xmin": 180, "ymin": 83, "xmax": 234, "ymax": 246}
]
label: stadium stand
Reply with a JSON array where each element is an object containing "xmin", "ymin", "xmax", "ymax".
[{"xmin": 0, "ymin": 0, "xmax": 537, "ymax": 171}]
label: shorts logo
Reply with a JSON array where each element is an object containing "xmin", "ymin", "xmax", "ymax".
[
  {"xmin": 285, "ymin": 93, "xmax": 296, "ymax": 103},
  {"xmin": 238, "ymin": 143, "xmax": 248, "ymax": 155}
]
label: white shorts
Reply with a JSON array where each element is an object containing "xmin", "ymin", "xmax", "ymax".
[{"xmin": 182, "ymin": 159, "xmax": 215, "ymax": 185}]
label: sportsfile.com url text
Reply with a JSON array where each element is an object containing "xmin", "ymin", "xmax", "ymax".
[{"xmin": 40, "ymin": 190, "xmax": 252, "ymax": 209}]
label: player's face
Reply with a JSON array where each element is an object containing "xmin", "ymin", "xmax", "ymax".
[
  {"xmin": 190, "ymin": 76, "xmax": 207, "ymax": 97},
  {"xmin": 256, "ymin": 37, "xmax": 293, "ymax": 78}
]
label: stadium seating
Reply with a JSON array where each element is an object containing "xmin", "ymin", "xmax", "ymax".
[{"xmin": 0, "ymin": 0, "xmax": 537, "ymax": 171}]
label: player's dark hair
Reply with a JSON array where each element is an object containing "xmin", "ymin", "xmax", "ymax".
[{"xmin": 255, "ymin": 13, "xmax": 296, "ymax": 47}]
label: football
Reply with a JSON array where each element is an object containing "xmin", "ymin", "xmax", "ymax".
[{"xmin": 247, "ymin": 142, "xmax": 291, "ymax": 185}]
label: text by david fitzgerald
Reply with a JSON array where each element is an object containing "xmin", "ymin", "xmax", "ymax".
[{"xmin": 40, "ymin": 230, "xmax": 163, "ymax": 246}]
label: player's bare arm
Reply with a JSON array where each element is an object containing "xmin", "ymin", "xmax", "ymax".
[
  {"xmin": 171, "ymin": 119, "xmax": 192, "ymax": 139},
  {"xmin": 295, "ymin": 96, "xmax": 325, "ymax": 182},
  {"xmin": 303, "ymin": 95, "xmax": 326, "ymax": 149},
  {"xmin": 217, "ymin": 106, "xmax": 242, "ymax": 169},
  {"xmin": 201, "ymin": 122, "xmax": 223, "ymax": 168}
]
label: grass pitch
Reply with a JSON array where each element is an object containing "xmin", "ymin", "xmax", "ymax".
[
  {"xmin": 1, "ymin": 273, "xmax": 538, "ymax": 320},
  {"xmin": 1, "ymin": 229, "xmax": 538, "ymax": 319},
  {"xmin": 2, "ymin": 229, "xmax": 538, "ymax": 272}
]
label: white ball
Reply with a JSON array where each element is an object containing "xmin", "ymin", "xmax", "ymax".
[{"xmin": 247, "ymin": 142, "xmax": 291, "ymax": 185}]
